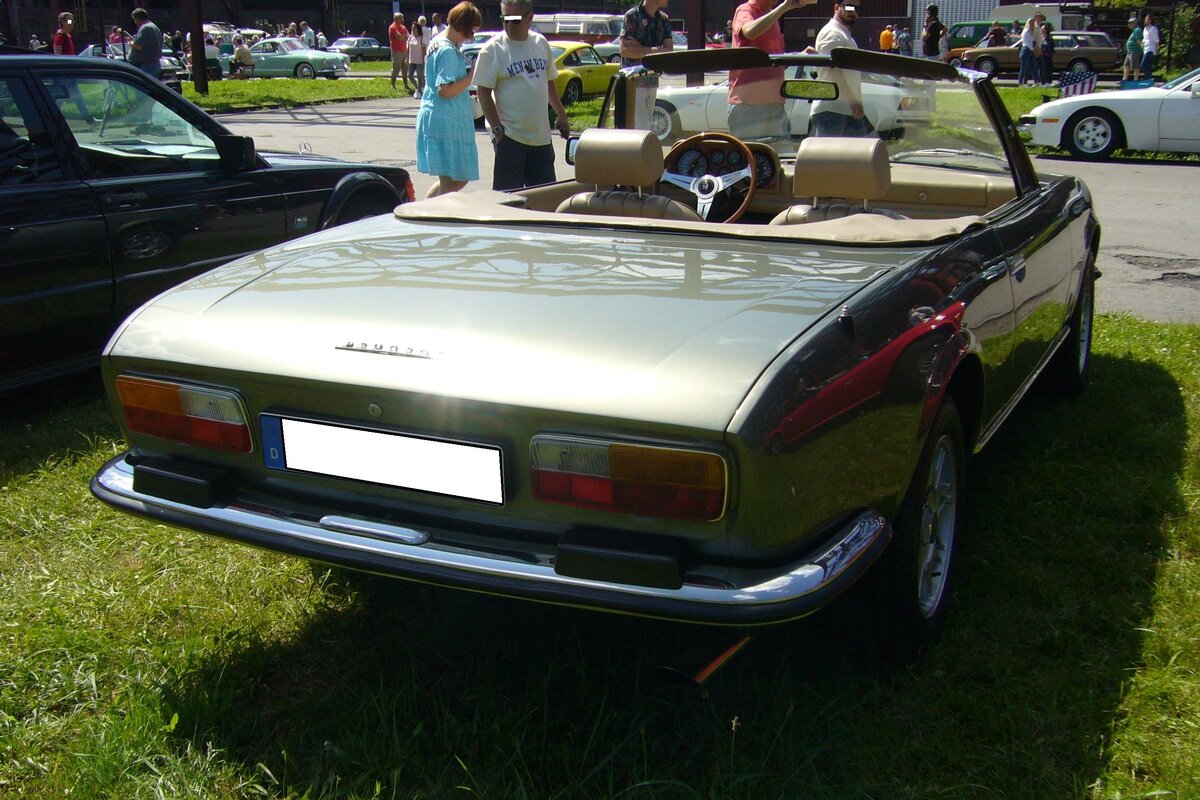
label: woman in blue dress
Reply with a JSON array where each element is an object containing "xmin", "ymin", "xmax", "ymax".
[{"xmin": 415, "ymin": 1, "xmax": 482, "ymax": 198}]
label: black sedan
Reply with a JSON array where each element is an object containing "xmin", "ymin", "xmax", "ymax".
[{"xmin": 0, "ymin": 54, "xmax": 412, "ymax": 392}]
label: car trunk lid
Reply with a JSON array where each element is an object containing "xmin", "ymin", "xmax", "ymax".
[{"xmin": 110, "ymin": 217, "xmax": 903, "ymax": 431}]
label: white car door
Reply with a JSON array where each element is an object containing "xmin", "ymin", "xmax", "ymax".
[
  {"xmin": 703, "ymin": 81, "xmax": 733, "ymax": 132},
  {"xmin": 1158, "ymin": 77, "xmax": 1200, "ymax": 152}
]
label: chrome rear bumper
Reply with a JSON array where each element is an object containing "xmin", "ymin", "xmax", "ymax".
[{"xmin": 92, "ymin": 454, "xmax": 891, "ymax": 626}]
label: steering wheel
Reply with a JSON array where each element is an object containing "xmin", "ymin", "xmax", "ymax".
[{"xmin": 660, "ymin": 132, "xmax": 758, "ymax": 223}]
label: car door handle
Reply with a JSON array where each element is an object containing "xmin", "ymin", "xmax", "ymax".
[
  {"xmin": 981, "ymin": 257, "xmax": 1009, "ymax": 282},
  {"xmin": 104, "ymin": 191, "xmax": 148, "ymax": 210}
]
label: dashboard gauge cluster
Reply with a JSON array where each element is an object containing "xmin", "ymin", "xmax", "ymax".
[{"xmin": 671, "ymin": 146, "xmax": 777, "ymax": 189}]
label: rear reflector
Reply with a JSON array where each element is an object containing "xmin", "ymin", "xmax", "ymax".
[
  {"xmin": 530, "ymin": 435, "xmax": 726, "ymax": 521},
  {"xmin": 115, "ymin": 376, "xmax": 252, "ymax": 453}
]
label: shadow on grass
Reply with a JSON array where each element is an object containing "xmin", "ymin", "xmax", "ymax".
[
  {"xmin": 0, "ymin": 370, "xmax": 114, "ymax": 483},
  {"xmin": 142, "ymin": 349, "xmax": 1184, "ymax": 797}
]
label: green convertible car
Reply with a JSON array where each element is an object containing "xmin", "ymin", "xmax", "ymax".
[{"xmin": 219, "ymin": 37, "xmax": 349, "ymax": 79}]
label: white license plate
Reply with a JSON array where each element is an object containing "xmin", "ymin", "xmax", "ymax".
[{"xmin": 264, "ymin": 417, "xmax": 503, "ymax": 504}]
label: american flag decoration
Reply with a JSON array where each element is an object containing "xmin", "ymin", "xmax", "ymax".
[{"xmin": 1059, "ymin": 71, "xmax": 1098, "ymax": 97}]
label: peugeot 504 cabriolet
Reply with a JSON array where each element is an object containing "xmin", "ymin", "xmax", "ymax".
[{"xmin": 91, "ymin": 48, "xmax": 1098, "ymax": 652}]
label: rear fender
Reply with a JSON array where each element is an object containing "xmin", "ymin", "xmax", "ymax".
[{"xmin": 319, "ymin": 171, "xmax": 402, "ymax": 230}]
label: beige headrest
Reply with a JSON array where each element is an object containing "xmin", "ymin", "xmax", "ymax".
[
  {"xmin": 573, "ymin": 128, "xmax": 664, "ymax": 187},
  {"xmin": 792, "ymin": 137, "xmax": 891, "ymax": 200}
]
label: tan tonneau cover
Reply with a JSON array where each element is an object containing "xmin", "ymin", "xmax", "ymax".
[{"xmin": 394, "ymin": 190, "xmax": 987, "ymax": 246}]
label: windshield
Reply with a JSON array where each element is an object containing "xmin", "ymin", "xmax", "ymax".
[
  {"xmin": 1162, "ymin": 67, "xmax": 1200, "ymax": 90},
  {"xmin": 637, "ymin": 63, "xmax": 1008, "ymax": 173}
]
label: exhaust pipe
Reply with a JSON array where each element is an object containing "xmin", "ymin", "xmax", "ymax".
[{"xmin": 652, "ymin": 632, "xmax": 753, "ymax": 689}]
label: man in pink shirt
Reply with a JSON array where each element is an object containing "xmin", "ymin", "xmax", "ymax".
[
  {"xmin": 728, "ymin": 0, "xmax": 815, "ymax": 139},
  {"xmin": 389, "ymin": 12, "xmax": 411, "ymax": 93}
]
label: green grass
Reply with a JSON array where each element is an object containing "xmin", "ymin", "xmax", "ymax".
[
  {"xmin": 182, "ymin": 78, "xmax": 409, "ymax": 112},
  {"xmin": 2, "ymin": 314, "xmax": 1199, "ymax": 798}
]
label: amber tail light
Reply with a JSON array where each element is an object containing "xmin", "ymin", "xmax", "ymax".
[
  {"xmin": 530, "ymin": 435, "xmax": 726, "ymax": 522},
  {"xmin": 115, "ymin": 376, "xmax": 252, "ymax": 453}
]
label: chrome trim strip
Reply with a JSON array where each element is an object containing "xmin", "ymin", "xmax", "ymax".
[
  {"xmin": 974, "ymin": 326, "xmax": 1070, "ymax": 452},
  {"xmin": 94, "ymin": 456, "xmax": 888, "ymax": 614},
  {"xmin": 320, "ymin": 515, "xmax": 430, "ymax": 545}
]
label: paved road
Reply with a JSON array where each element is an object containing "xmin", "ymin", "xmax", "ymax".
[{"xmin": 219, "ymin": 98, "xmax": 1199, "ymax": 323}]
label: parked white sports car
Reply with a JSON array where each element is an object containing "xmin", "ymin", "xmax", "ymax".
[
  {"xmin": 650, "ymin": 66, "xmax": 933, "ymax": 143},
  {"xmin": 1019, "ymin": 67, "xmax": 1200, "ymax": 160}
]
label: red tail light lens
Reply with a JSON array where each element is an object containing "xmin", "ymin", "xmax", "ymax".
[
  {"xmin": 530, "ymin": 435, "xmax": 726, "ymax": 521},
  {"xmin": 115, "ymin": 376, "xmax": 252, "ymax": 453}
]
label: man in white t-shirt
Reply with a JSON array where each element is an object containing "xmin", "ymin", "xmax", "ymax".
[
  {"xmin": 473, "ymin": 0, "xmax": 571, "ymax": 190},
  {"xmin": 430, "ymin": 12, "xmax": 447, "ymax": 37},
  {"xmin": 812, "ymin": 0, "xmax": 867, "ymax": 137}
]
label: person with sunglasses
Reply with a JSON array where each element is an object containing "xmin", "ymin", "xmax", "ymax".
[{"xmin": 473, "ymin": 0, "xmax": 571, "ymax": 191}]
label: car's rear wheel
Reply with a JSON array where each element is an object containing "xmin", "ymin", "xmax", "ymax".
[
  {"xmin": 562, "ymin": 78, "xmax": 583, "ymax": 105},
  {"xmin": 974, "ymin": 56, "xmax": 997, "ymax": 76},
  {"xmin": 1045, "ymin": 261, "xmax": 1095, "ymax": 397},
  {"xmin": 607, "ymin": 53, "xmax": 622, "ymax": 63},
  {"xmin": 1063, "ymin": 107, "xmax": 1122, "ymax": 160},
  {"xmin": 869, "ymin": 399, "xmax": 965, "ymax": 655},
  {"xmin": 948, "ymin": 56, "xmax": 963, "ymax": 67},
  {"xmin": 1067, "ymin": 58, "xmax": 1092, "ymax": 74},
  {"xmin": 294, "ymin": 62, "xmax": 316, "ymax": 79},
  {"xmin": 650, "ymin": 101, "xmax": 681, "ymax": 143}
]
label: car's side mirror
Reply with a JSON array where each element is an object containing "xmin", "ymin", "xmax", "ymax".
[
  {"xmin": 564, "ymin": 134, "xmax": 581, "ymax": 165},
  {"xmin": 781, "ymin": 79, "xmax": 839, "ymax": 101},
  {"xmin": 215, "ymin": 134, "xmax": 256, "ymax": 170}
]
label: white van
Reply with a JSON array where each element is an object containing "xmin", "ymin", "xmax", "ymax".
[
  {"xmin": 531, "ymin": 13, "xmax": 623, "ymax": 44},
  {"xmin": 988, "ymin": 4, "xmax": 1086, "ymax": 31}
]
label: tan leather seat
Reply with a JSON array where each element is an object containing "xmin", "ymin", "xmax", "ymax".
[
  {"xmin": 556, "ymin": 128, "xmax": 702, "ymax": 222},
  {"xmin": 769, "ymin": 137, "xmax": 907, "ymax": 225}
]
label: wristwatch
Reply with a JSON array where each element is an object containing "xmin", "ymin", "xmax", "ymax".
[{"xmin": 491, "ymin": 124, "xmax": 505, "ymax": 136}]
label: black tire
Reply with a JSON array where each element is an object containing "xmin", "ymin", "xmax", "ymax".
[
  {"xmin": 949, "ymin": 56, "xmax": 963, "ymax": 68},
  {"xmin": 562, "ymin": 79, "xmax": 583, "ymax": 105},
  {"xmin": 1062, "ymin": 107, "xmax": 1122, "ymax": 160},
  {"xmin": 607, "ymin": 54, "xmax": 622, "ymax": 63},
  {"xmin": 650, "ymin": 101, "xmax": 681, "ymax": 143},
  {"xmin": 294, "ymin": 62, "xmax": 316, "ymax": 79},
  {"xmin": 1044, "ymin": 262, "xmax": 1095, "ymax": 397},
  {"xmin": 1067, "ymin": 58, "xmax": 1092, "ymax": 74},
  {"xmin": 870, "ymin": 399, "xmax": 966, "ymax": 656},
  {"xmin": 974, "ymin": 56, "xmax": 998, "ymax": 75}
]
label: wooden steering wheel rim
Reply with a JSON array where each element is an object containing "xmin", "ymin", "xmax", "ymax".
[{"xmin": 663, "ymin": 131, "xmax": 758, "ymax": 223}]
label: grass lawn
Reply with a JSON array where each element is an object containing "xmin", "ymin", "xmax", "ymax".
[
  {"xmin": 2, "ymin": 313, "xmax": 1198, "ymax": 798},
  {"xmin": 182, "ymin": 78, "xmax": 411, "ymax": 113}
]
